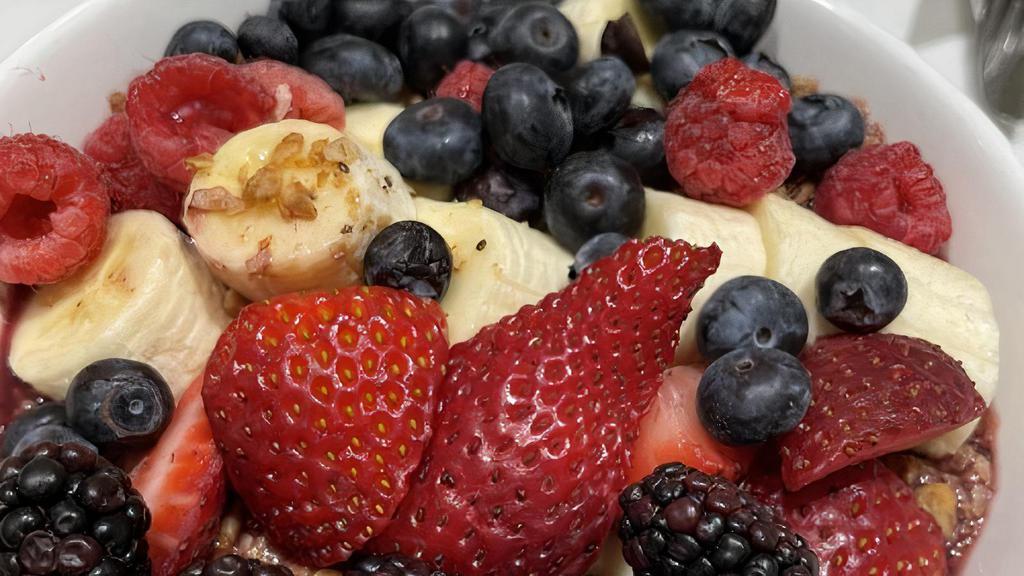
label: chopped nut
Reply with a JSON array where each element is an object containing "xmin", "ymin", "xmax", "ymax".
[
  {"xmin": 270, "ymin": 132, "xmax": 305, "ymax": 166},
  {"xmin": 246, "ymin": 237, "xmax": 273, "ymax": 276},
  {"xmin": 185, "ymin": 152, "xmax": 215, "ymax": 173},
  {"xmin": 279, "ymin": 182, "xmax": 318, "ymax": 221},
  {"xmin": 244, "ymin": 166, "xmax": 283, "ymax": 204},
  {"xmin": 915, "ymin": 483, "xmax": 957, "ymax": 538},
  {"xmin": 309, "ymin": 139, "xmax": 329, "ymax": 163},
  {"xmin": 791, "ymin": 75, "xmax": 820, "ymax": 99},
  {"xmin": 189, "ymin": 187, "xmax": 246, "ymax": 214},
  {"xmin": 324, "ymin": 136, "xmax": 361, "ymax": 165},
  {"xmin": 108, "ymin": 92, "xmax": 126, "ymax": 113}
]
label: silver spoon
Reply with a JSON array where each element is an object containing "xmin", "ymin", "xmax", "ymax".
[{"xmin": 972, "ymin": 0, "xmax": 1024, "ymax": 119}]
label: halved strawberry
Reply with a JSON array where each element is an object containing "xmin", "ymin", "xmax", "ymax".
[
  {"xmin": 780, "ymin": 333, "xmax": 985, "ymax": 490},
  {"xmin": 131, "ymin": 377, "xmax": 227, "ymax": 576},
  {"xmin": 242, "ymin": 59, "xmax": 346, "ymax": 130},
  {"xmin": 202, "ymin": 287, "xmax": 449, "ymax": 567}
]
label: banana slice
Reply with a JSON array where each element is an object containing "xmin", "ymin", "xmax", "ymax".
[
  {"xmin": 413, "ymin": 197, "xmax": 573, "ymax": 344},
  {"xmin": 184, "ymin": 119, "xmax": 416, "ymax": 301},
  {"xmin": 560, "ymin": 0, "xmax": 663, "ymax": 64},
  {"xmin": 9, "ymin": 211, "xmax": 231, "ymax": 401},
  {"xmin": 632, "ymin": 74, "xmax": 665, "ymax": 111},
  {"xmin": 588, "ymin": 536, "xmax": 630, "ymax": 576}
]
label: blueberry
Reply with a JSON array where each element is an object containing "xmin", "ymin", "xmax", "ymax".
[
  {"xmin": 601, "ymin": 14, "xmax": 651, "ymax": 73},
  {"xmin": 638, "ymin": 0, "xmax": 715, "ymax": 32},
  {"xmin": 742, "ymin": 52, "xmax": 791, "ymax": 91},
  {"xmin": 488, "ymin": 3, "xmax": 579, "ymax": 74},
  {"xmin": 544, "ymin": 151, "xmax": 645, "ymax": 252},
  {"xmin": 697, "ymin": 276, "xmax": 808, "ymax": 361},
  {"xmin": 651, "ymin": 30, "xmax": 734, "ymax": 100},
  {"xmin": 1, "ymin": 404, "xmax": 66, "ymax": 458},
  {"xmin": 602, "ymin": 107, "xmax": 665, "ymax": 171},
  {"xmin": 454, "ymin": 162, "xmax": 543, "ymax": 222},
  {"xmin": 408, "ymin": 0, "xmax": 482, "ymax": 21},
  {"xmin": 482, "ymin": 63, "xmax": 573, "ymax": 171},
  {"xmin": 788, "ymin": 94, "xmax": 865, "ymax": 174},
  {"xmin": 65, "ymin": 359, "xmax": 174, "ymax": 449},
  {"xmin": 300, "ymin": 34, "xmax": 404, "ymax": 102},
  {"xmin": 569, "ymin": 232, "xmax": 629, "ymax": 280},
  {"xmin": 165, "ymin": 21, "xmax": 240, "ymax": 62},
  {"xmin": 11, "ymin": 427, "xmax": 95, "ymax": 459},
  {"xmin": 398, "ymin": 6, "xmax": 469, "ymax": 93},
  {"xmin": 279, "ymin": 0, "xmax": 332, "ymax": 38},
  {"xmin": 565, "ymin": 57, "xmax": 636, "ymax": 137},
  {"xmin": 237, "ymin": 16, "xmax": 299, "ymax": 64},
  {"xmin": 697, "ymin": 347, "xmax": 811, "ymax": 445},
  {"xmin": 639, "ymin": 0, "xmax": 776, "ymax": 55},
  {"xmin": 815, "ymin": 247, "xmax": 908, "ymax": 333},
  {"xmin": 363, "ymin": 221, "xmax": 453, "ymax": 301},
  {"xmin": 329, "ymin": 0, "xmax": 408, "ymax": 44},
  {"xmin": 384, "ymin": 98, "xmax": 483, "ymax": 184}
]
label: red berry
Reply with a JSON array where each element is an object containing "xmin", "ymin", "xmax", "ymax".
[
  {"xmin": 436, "ymin": 60, "xmax": 494, "ymax": 113},
  {"xmin": 814, "ymin": 142, "xmax": 952, "ymax": 255},
  {"xmin": 241, "ymin": 59, "xmax": 346, "ymax": 130},
  {"xmin": 203, "ymin": 287, "xmax": 449, "ymax": 567},
  {"xmin": 0, "ymin": 134, "xmax": 110, "ymax": 285},
  {"xmin": 665, "ymin": 57, "xmax": 794, "ymax": 207},
  {"xmin": 367, "ymin": 237, "xmax": 722, "ymax": 576},
  {"xmin": 125, "ymin": 54, "xmax": 276, "ymax": 190},
  {"xmin": 83, "ymin": 112, "xmax": 132, "ymax": 164}
]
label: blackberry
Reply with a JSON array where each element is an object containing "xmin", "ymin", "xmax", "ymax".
[
  {"xmin": 0, "ymin": 442, "xmax": 150, "ymax": 575},
  {"xmin": 618, "ymin": 463, "xmax": 819, "ymax": 576},
  {"xmin": 178, "ymin": 554, "xmax": 294, "ymax": 576},
  {"xmin": 342, "ymin": 553, "xmax": 446, "ymax": 576}
]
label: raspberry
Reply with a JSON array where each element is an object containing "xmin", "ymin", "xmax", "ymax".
[
  {"xmin": 241, "ymin": 60, "xmax": 346, "ymax": 130},
  {"xmin": 125, "ymin": 54, "xmax": 276, "ymax": 190},
  {"xmin": 0, "ymin": 134, "xmax": 110, "ymax": 285},
  {"xmin": 814, "ymin": 142, "xmax": 952, "ymax": 254},
  {"xmin": 664, "ymin": 58, "xmax": 794, "ymax": 207},
  {"xmin": 435, "ymin": 60, "xmax": 494, "ymax": 112}
]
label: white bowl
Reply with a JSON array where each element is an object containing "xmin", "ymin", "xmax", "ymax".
[{"xmin": 0, "ymin": 0, "xmax": 1020, "ymax": 573}]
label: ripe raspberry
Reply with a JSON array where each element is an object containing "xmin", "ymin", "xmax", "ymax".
[
  {"xmin": 665, "ymin": 58, "xmax": 794, "ymax": 207},
  {"xmin": 814, "ymin": 142, "xmax": 952, "ymax": 255},
  {"xmin": 241, "ymin": 59, "xmax": 346, "ymax": 130},
  {"xmin": 0, "ymin": 134, "xmax": 110, "ymax": 285},
  {"xmin": 435, "ymin": 60, "xmax": 494, "ymax": 112}
]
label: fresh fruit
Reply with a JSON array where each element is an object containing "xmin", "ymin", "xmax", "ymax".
[
  {"xmin": 341, "ymin": 553, "xmax": 446, "ymax": 576},
  {"xmin": 559, "ymin": 0, "xmax": 660, "ymax": 64},
  {"xmin": 9, "ymin": 426, "xmax": 96, "ymax": 461},
  {"xmin": 9, "ymin": 211, "xmax": 231, "ymax": 401},
  {"xmin": 601, "ymin": 14, "xmax": 651, "ymax": 73},
  {"xmin": 367, "ymin": 237, "xmax": 722, "ymax": 575},
  {"xmin": 181, "ymin": 555, "xmax": 294, "ymax": 576},
  {"xmin": 742, "ymin": 52, "xmax": 791, "ymax": 91},
  {"xmin": 330, "ymin": 0, "xmax": 408, "ymax": 44},
  {"xmin": 398, "ymin": 6, "xmax": 469, "ymax": 93},
  {"xmin": 165, "ymin": 20, "xmax": 240, "ymax": 62},
  {"xmin": 241, "ymin": 59, "xmax": 347, "ymax": 130},
  {"xmin": 65, "ymin": 359, "xmax": 174, "ymax": 450},
  {"xmin": 696, "ymin": 276, "xmax": 808, "ymax": 360},
  {"xmin": 565, "ymin": 56, "xmax": 636, "ymax": 136},
  {"xmin": 238, "ymin": 15, "xmax": 299, "ymax": 64},
  {"xmin": 618, "ymin": 463, "xmax": 819, "ymax": 576},
  {"xmin": 203, "ymin": 288, "xmax": 450, "ymax": 566},
  {"xmin": 453, "ymin": 161, "xmax": 542, "ymax": 222},
  {"xmin": 435, "ymin": 60, "xmax": 494, "ymax": 113},
  {"xmin": 815, "ymin": 142, "xmax": 952, "ymax": 255},
  {"xmin": 650, "ymin": 30, "xmax": 734, "ymax": 100},
  {"xmin": 0, "ymin": 134, "xmax": 110, "ymax": 285},
  {"xmin": 343, "ymin": 103, "xmax": 405, "ymax": 157},
  {"xmin": 1, "ymin": 403, "xmax": 67, "ymax": 458},
  {"xmin": 488, "ymin": 3, "xmax": 579, "ymax": 74},
  {"xmin": 125, "ymin": 54, "xmax": 276, "ymax": 189},
  {"xmin": 816, "ymin": 247, "xmax": 908, "ymax": 333},
  {"xmin": 363, "ymin": 221, "xmax": 454, "ymax": 300},
  {"xmin": 130, "ymin": 378, "xmax": 226, "ymax": 576},
  {"xmin": 569, "ymin": 232, "xmax": 629, "ymax": 280},
  {"xmin": 412, "ymin": 197, "xmax": 573, "ymax": 344},
  {"xmin": 183, "ymin": 120, "xmax": 415, "ymax": 301},
  {"xmin": 639, "ymin": 0, "xmax": 777, "ymax": 55},
  {"xmin": 788, "ymin": 94, "xmax": 865, "ymax": 174},
  {"xmin": 697, "ymin": 347, "xmax": 811, "ymax": 445},
  {"xmin": 602, "ymin": 107, "xmax": 665, "ymax": 171},
  {"xmin": 665, "ymin": 58, "xmax": 794, "ymax": 207},
  {"xmin": 637, "ymin": 0, "xmax": 715, "ymax": 32},
  {"xmin": 545, "ymin": 150, "xmax": 645, "ymax": 252},
  {"xmin": 482, "ymin": 63, "xmax": 573, "ymax": 171},
  {"xmin": 279, "ymin": 0, "xmax": 332, "ymax": 38},
  {"xmin": 300, "ymin": 34, "xmax": 404, "ymax": 103},
  {"xmin": 780, "ymin": 333, "xmax": 985, "ymax": 490},
  {"xmin": 0, "ymin": 442, "xmax": 151, "ymax": 575},
  {"xmin": 384, "ymin": 98, "xmax": 483, "ymax": 185}
]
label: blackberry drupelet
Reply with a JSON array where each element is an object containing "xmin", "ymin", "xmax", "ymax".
[
  {"xmin": 0, "ymin": 442, "xmax": 151, "ymax": 575},
  {"xmin": 619, "ymin": 463, "xmax": 819, "ymax": 576},
  {"xmin": 341, "ymin": 553, "xmax": 446, "ymax": 576},
  {"xmin": 178, "ymin": 554, "xmax": 294, "ymax": 576}
]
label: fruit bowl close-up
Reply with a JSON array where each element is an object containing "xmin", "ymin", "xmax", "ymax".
[{"xmin": 0, "ymin": 0, "xmax": 1021, "ymax": 575}]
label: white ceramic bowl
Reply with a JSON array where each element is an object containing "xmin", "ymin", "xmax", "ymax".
[{"xmin": 0, "ymin": 1, "xmax": 1021, "ymax": 573}]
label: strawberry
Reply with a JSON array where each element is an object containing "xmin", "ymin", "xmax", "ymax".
[
  {"xmin": 780, "ymin": 333, "xmax": 985, "ymax": 491},
  {"xmin": 131, "ymin": 377, "xmax": 227, "ymax": 576},
  {"xmin": 746, "ymin": 460, "xmax": 948, "ymax": 575},
  {"xmin": 202, "ymin": 287, "xmax": 449, "ymax": 567},
  {"xmin": 367, "ymin": 237, "xmax": 722, "ymax": 576}
]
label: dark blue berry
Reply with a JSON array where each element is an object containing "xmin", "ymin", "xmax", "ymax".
[
  {"xmin": 237, "ymin": 16, "xmax": 299, "ymax": 64},
  {"xmin": 384, "ymin": 98, "xmax": 483, "ymax": 184},
  {"xmin": 568, "ymin": 232, "xmax": 629, "ymax": 280},
  {"xmin": 398, "ymin": 6, "xmax": 469, "ymax": 93},
  {"xmin": 815, "ymin": 247, "xmax": 907, "ymax": 333},
  {"xmin": 408, "ymin": 0, "xmax": 482, "ymax": 21},
  {"xmin": 789, "ymin": 94, "xmax": 865, "ymax": 174},
  {"xmin": 488, "ymin": 3, "xmax": 579, "ymax": 74},
  {"xmin": 697, "ymin": 276, "xmax": 808, "ymax": 361},
  {"xmin": 565, "ymin": 57, "xmax": 636, "ymax": 137},
  {"xmin": 329, "ymin": 0, "xmax": 408, "ymax": 44},
  {"xmin": 65, "ymin": 359, "xmax": 174, "ymax": 450},
  {"xmin": 639, "ymin": 0, "xmax": 775, "ymax": 55},
  {"xmin": 638, "ymin": 0, "xmax": 715, "ymax": 31},
  {"xmin": 601, "ymin": 14, "xmax": 651, "ymax": 73},
  {"xmin": 1, "ymin": 404, "xmax": 66, "ymax": 458},
  {"xmin": 11, "ymin": 427, "xmax": 95, "ymax": 460},
  {"xmin": 454, "ymin": 162, "xmax": 542, "ymax": 222},
  {"xmin": 697, "ymin": 347, "xmax": 811, "ymax": 445},
  {"xmin": 742, "ymin": 52, "xmax": 791, "ymax": 91},
  {"xmin": 602, "ymin": 107, "xmax": 665, "ymax": 171},
  {"xmin": 16, "ymin": 457, "xmax": 66, "ymax": 504},
  {"xmin": 165, "ymin": 21, "xmax": 240, "ymax": 62},
  {"xmin": 651, "ymin": 30, "xmax": 734, "ymax": 100},
  {"xmin": 544, "ymin": 151, "xmax": 645, "ymax": 252},
  {"xmin": 300, "ymin": 34, "xmax": 404, "ymax": 102},
  {"xmin": 482, "ymin": 63, "xmax": 573, "ymax": 171},
  {"xmin": 364, "ymin": 221, "xmax": 453, "ymax": 301},
  {"xmin": 279, "ymin": 0, "xmax": 332, "ymax": 38}
]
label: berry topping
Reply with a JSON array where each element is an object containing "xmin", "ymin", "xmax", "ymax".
[
  {"xmin": 696, "ymin": 276, "xmax": 809, "ymax": 361},
  {"xmin": 0, "ymin": 133, "xmax": 111, "ymax": 285},
  {"xmin": 651, "ymin": 30, "xmax": 734, "ymax": 100},
  {"xmin": 453, "ymin": 162, "xmax": 542, "ymax": 223},
  {"xmin": 9, "ymin": 426, "xmax": 96, "ymax": 462},
  {"xmin": 330, "ymin": 0, "xmax": 409, "ymax": 44},
  {"xmin": 363, "ymin": 221, "xmax": 454, "ymax": 301},
  {"xmin": 639, "ymin": 0, "xmax": 776, "ymax": 55},
  {"xmin": 342, "ymin": 553, "xmax": 446, "ymax": 576},
  {"xmin": 487, "ymin": 3, "xmax": 579, "ymax": 75},
  {"xmin": 1, "ymin": 404, "xmax": 68, "ymax": 459},
  {"xmin": 237, "ymin": 15, "xmax": 299, "ymax": 64},
  {"xmin": 202, "ymin": 288, "xmax": 449, "ymax": 566},
  {"xmin": 816, "ymin": 247, "xmax": 908, "ymax": 333},
  {"xmin": 788, "ymin": 94, "xmax": 865, "ymax": 174},
  {"xmin": 398, "ymin": 6, "xmax": 469, "ymax": 93},
  {"xmin": 300, "ymin": 34, "xmax": 405, "ymax": 103},
  {"xmin": 665, "ymin": 58, "xmax": 794, "ymax": 207},
  {"xmin": 278, "ymin": 0, "xmax": 332, "ymax": 38},
  {"xmin": 619, "ymin": 463, "xmax": 819, "ymax": 576},
  {"xmin": 568, "ymin": 232, "xmax": 629, "ymax": 280},
  {"xmin": 814, "ymin": 142, "xmax": 953, "ymax": 255},
  {"xmin": 165, "ymin": 21, "xmax": 240, "ymax": 63},
  {"xmin": 367, "ymin": 237, "xmax": 722, "ymax": 575},
  {"xmin": 241, "ymin": 60, "xmax": 347, "ymax": 131},
  {"xmin": 741, "ymin": 52, "xmax": 792, "ymax": 91},
  {"xmin": 565, "ymin": 56, "xmax": 636, "ymax": 136},
  {"xmin": 435, "ymin": 60, "xmax": 494, "ymax": 113},
  {"xmin": 780, "ymin": 334, "xmax": 986, "ymax": 491},
  {"xmin": 602, "ymin": 107, "xmax": 666, "ymax": 171},
  {"xmin": 383, "ymin": 98, "xmax": 483, "ymax": 185},
  {"xmin": 179, "ymin": 555, "xmax": 294, "ymax": 576},
  {"xmin": 601, "ymin": 14, "xmax": 651, "ymax": 73}
]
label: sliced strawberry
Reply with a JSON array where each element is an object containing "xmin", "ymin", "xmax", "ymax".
[
  {"xmin": 131, "ymin": 377, "xmax": 227, "ymax": 576},
  {"xmin": 780, "ymin": 333, "xmax": 985, "ymax": 491},
  {"xmin": 203, "ymin": 287, "xmax": 449, "ymax": 567},
  {"xmin": 367, "ymin": 237, "xmax": 722, "ymax": 576},
  {"xmin": 242, "ymin": 59, "xmax": 346, "ymax": 130}
]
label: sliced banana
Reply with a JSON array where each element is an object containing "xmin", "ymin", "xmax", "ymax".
[
  {"xmin": 9, "ymin": 211, "xmax": 231, "ymax": 401},
  {"xmin": 184, "ymin": 119, "xmax": 416, "ymax": 301},
  {"xmin": 632, "ymin": 74, "xmax": 665, "ymax": 111},
  {"xmin": 344, "ymin": 102, "xmax": 405, "ymax": 157},
  {"xmin": 560, "ymin": 0, "xmax": 663, "ymax": 64}
]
